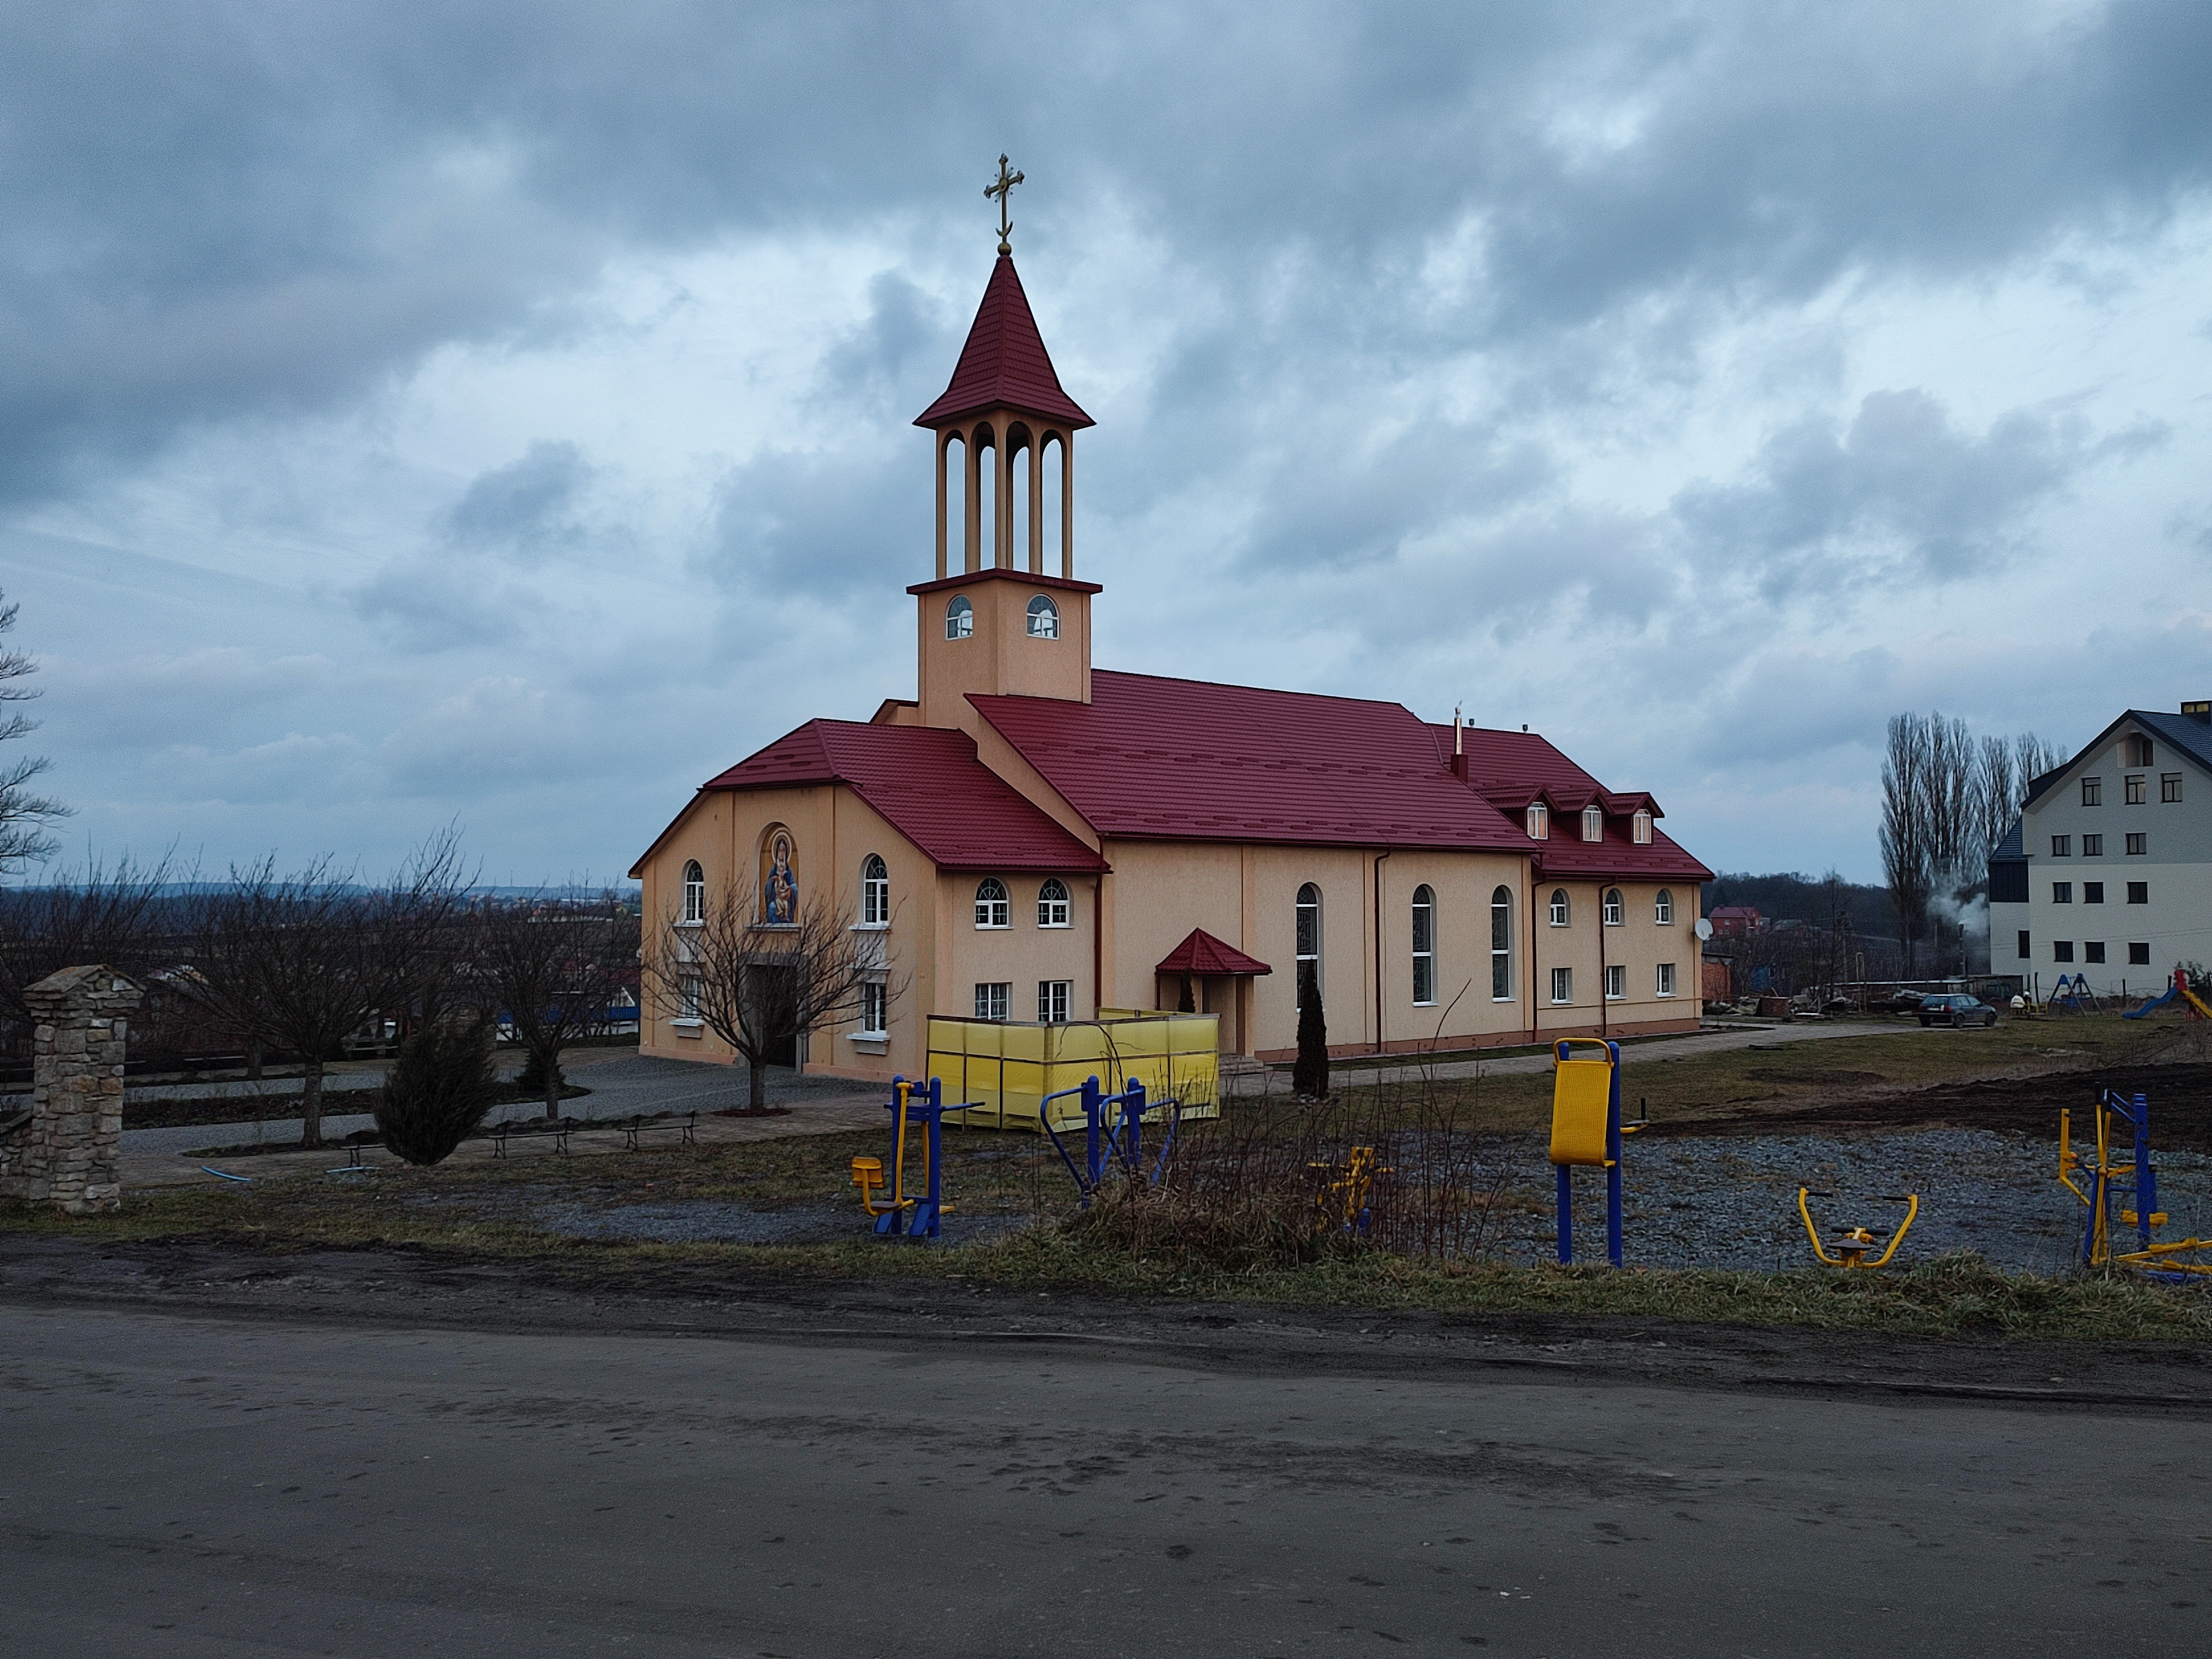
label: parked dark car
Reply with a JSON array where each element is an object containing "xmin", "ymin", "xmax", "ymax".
[{"xmin": 1919, "ymin": 993, "xmax": 1997, "ymax": 1028}]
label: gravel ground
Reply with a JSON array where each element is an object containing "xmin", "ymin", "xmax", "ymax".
[{"xmin": 1483, "ymin": 1126, "xmax": 2212, "ymax": 1275}]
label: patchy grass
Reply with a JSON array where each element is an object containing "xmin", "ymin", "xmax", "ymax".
[{"xmin": 1330, "ymin": 1014, "xmax": 2201, "ymax": 1135}]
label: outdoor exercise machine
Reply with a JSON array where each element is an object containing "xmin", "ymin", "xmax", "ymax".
[
  {"xmin": 2058, "ymin": 1087, "xmax": 2212, "ymax": 1280},
  {"xmin": 1797, "ymin": 1187, "xmax": 1919, "ymax": 1268},
  {"xmin": 850, "ymin": 1076, "xmax": 962, "ymax": 1239},
  {"xmin": 1310, "ymin": 1144, "xmax": 1390, "ymax": 1235},
  {"xmin": 1037, "ymin": 1075, "xmax": 1180, "ymax": 1206},
  {"xmin": 2122, "ymin": 966, "xmax": 2212, "ymax": 1022},
  {"xmin": 1550, "ymin": 1039, "xmax": 1640, "ymax": 1266}
]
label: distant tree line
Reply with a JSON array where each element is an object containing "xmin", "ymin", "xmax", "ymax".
[
  {"xmin": 1880, "ymin": 712, "xmax": 2066, "ymax": 975},
  {"xmin": 0, "ymin": 841, "xmax": 639, "ymax": 1149}
]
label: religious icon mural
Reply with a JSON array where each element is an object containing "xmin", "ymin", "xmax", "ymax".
[{"xmin": 760, "ymin": 827, "xmax": 800, "ymax": 926}]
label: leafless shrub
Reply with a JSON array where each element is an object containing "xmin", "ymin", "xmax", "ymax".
[{"xmin": 467, "ymin": 891, "xmax": 638, "ymax": 1119}]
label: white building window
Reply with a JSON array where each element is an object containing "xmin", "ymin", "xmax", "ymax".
[
  {"xmin": 974, "ymin": 877, "xmax": 1010, "ymax": 929},
  {"xmin": 946, "ymin": 595, "xmax": 973, "ymax": 639},
  {"xmin": 1296, "ymin": 883, "xmax": 1322, "ymax": 1007},
  {"xmin": 1604, "ymin": 964, "xmax": 1625, "ymax": 1000},
  {"xmin": 1582, "ymin": 805, "xmax": 1604, "ymax": 842},
  {"xmin": 858, "ymin": 980, "xmax": 888, "ymax": 1037},
  {"xmin": 1632, "ymin": 810, "xmax": 1652, "ymax": 844},
  {"xmin": 1490, "ymin": 886, "xmax": 1513, "ymax": 1001},
  {"xmin": 1655, "ymin": 888, "xmax": 1674, "ymax": 925},
  {"xmin": 1026, "ymin": 594, "xmax": 1060, "ymax": 638},
  {"xmin": 1602, "ymin": 888, "xmax": 1624, "ymax": 926},
  {"xmin": 1526, "ymin": 803, "xmax": 1548, "ymax": 841},
  {"xmin": 860, "ymin": 854, "xmax": 889, "ymax": 927},
  {"xmin": 1657, "ymin": 962, "xmax": 1677, "ymax": 998},
  {"xmin": 1550, "ymin": 966, "xmax": 1573, "ymax": 1005},
  {"xmin": 2081, "ymin": 776, "xmax": 2102, "ymax": 807},
  {"xmin": 974, "ymin": 982, "xmax": 1010, "ymax": 1020},
  {"xmin": 1411, "ymin": 884, "xmax": 1436, "ymax": 1005},
  {"xmin": 1037, "ymin": 877, "xmax": 1071, "ymax": 928},
  {"xmin": 1548, "ymin": 888, "xmax": 1569, "ymax": 927},
  {"xmin": 1037, "ymin": 979, "xmax": 1071, "ymax": 1024},
  {"xmin": 681, "ymin": 860, "xmax": 705, "ymax": 925}
]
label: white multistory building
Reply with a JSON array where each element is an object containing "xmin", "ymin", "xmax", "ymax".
[{"xmin": 1988, "ymin": 701, "xmax": 2212, "ymax": 998}]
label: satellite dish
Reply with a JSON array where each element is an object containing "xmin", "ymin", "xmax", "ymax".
[{"xmin": 1694, "ymin": 919, "xmax": 1714, "ymax": 941}]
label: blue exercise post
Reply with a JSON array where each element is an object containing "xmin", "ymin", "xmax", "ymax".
[
  {"xmin": 849, "ymin": 1076, "xmax": 959, "ymax": 1239},
  {"xmin": 1549, "ymin": 1039, "xmax": 1626, "ymax": 1266}
]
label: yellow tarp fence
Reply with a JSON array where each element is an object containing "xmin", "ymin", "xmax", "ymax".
[{"xmin": 926, "ymin": 1012, "xmax": 1221, "ymax": 1131}]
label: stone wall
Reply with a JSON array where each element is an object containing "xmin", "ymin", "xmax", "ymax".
[{"xmin": 0, "ymin": 965, "xmax": 143, "ymax": 1214}]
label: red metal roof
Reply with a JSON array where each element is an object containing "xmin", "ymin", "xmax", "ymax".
[
  {"xmin": 914, "ymin": 254, "xmax": 1094, "ymax": 430},
  {"xmin": 1155, "ymin": 928, "xmax": 1273, "ymax": 977},
  {"xmin": 1428, "ymin": 723, "xmax": 1708, "ymax": 880},
  {"xmin": 970, "ymin": 672, "xmax": 1528, "ymax": 851},
  {"xmin": 697, "ymin": 719, "xmax": 1105, "ymax": 874}
]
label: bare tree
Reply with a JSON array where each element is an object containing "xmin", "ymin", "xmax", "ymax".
[
  {"xmin": 0, "ymin": 852, "xmax": 175, "ymax": 1037},
  {"xmin": 642, "ymin": 874, "xmax": 894, "ymax": 1113},
  {"xmin": 1880, "ymin": 713, "xmax": 1933, "ymax": 977},
  {"xmin": 187, "ymin": 837, "xmax": 470, "ymax": 1148},
  {"xmin": 0, "ymin": 591, "xmax": 69, "ymax": 873},
  {"xmin": 1973, "ymin": 735, "xmax": 2017, "ymax": 863},
  {"xmin": 468, "ymin": 891, "xmax": 639, "ymax": 1120}
]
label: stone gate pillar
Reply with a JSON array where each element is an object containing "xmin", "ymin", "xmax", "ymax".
[{"xmin": 0, "ymin": 966, "xmax": 143, "ymax": 1214}]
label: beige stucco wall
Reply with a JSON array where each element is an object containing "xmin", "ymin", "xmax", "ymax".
[
  {"xmin": 1527, "ymin": 875, "xmax": 1701, "ymax": 1041},
  {"xmin": 939, "ymin": 869, "xmax": 1095, "ymax": 1028}
]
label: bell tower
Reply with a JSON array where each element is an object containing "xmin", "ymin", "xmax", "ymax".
[{"xmin": 910, "ymin": 158, "xmax": 1100, "ymax": 728}]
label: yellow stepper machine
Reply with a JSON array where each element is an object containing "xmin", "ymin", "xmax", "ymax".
[{"xmin": 1549, "ymin": 1039, "xmax": 1637, "ymax": 1266}]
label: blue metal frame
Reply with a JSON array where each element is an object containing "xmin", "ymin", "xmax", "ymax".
[
  {"xmin": 1554, "ymin": 1039, "xmax": 1625, "ymax": 1268},
  {"xmin": 1039, "ymin": 1075, "xmax": 1180, "ymax": 1205},
  {"xmin": 2081, "ymin": 1087, "xmax": 2156, "ymax": 1266},
  {"xmin": 874, "ymin": 1075, "xmax": 956, "ymax": 1239}
]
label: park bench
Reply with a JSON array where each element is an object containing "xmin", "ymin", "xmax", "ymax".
[
  {"xmin": 489, "ymin": 1117, "xmax": 577, "ymax": 1157},
  {"xmin": 623, "ymin": 1111, "xmax": 697, "ymax": 1151}
]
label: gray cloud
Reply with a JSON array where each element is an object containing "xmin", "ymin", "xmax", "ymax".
[
  {"xmin": 1673, "ymin": 389, "xmax": 2166, "ymax": 595},
  {"xmin": 448, "ymin": 440, "xmax": 593, "ymax": 556}
]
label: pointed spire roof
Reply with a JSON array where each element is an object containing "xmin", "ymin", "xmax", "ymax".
[{"xmin": 914, "ymin": 254, "xmax": 1094, "ymax": 430}]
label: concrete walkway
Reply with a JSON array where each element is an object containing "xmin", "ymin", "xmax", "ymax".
[
  {"xmin": 1226, "ymin": 1018, "xmax": 1913, "ymax": 1093},
  {"xmin": 121, "ymin": 1051, "xmax": 886, "ymax": 1188}
]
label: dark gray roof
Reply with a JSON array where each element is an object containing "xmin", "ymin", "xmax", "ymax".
[
  {"xmin": 2021, "ymin": 709, "xmax": 2212, "ymax": 810},
  {"xmin": 2132, "ymin": 710, "xmax": 2212, "ymax": 773},
  {"xmin": 1989, "ymin": 818, "xmax": 2025, "ymax": 863}
]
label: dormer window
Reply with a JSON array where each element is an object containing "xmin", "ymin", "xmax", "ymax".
[
  {"xmin": 2129, "ymin": 734, "xmax": 2154, "ymax": 766},
  {"xmin": 1026, "ymin": 594, "xmax": 1059, "ymax": 639},
  {"xmin": 1632, "ymin": 810, "xmax": 1652, "ymax": 845},
  {"xmin": 1582, "ymin": 805, "xmax": 1603, "ymax": 842},
  {"xmin": 1526, "ymin": 804, "xmax": 1548, "ymax": 840},
  {"xmin": 946, "ymin": 596, "xmax": 973, "ymax": 640}
]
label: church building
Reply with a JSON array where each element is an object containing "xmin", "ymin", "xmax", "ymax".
[{"xmin": 630, "ymin": 210, "xmax": 1712, "ymax": 1079}]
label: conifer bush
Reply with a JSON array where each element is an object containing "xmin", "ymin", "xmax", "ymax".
[
  {"xmin": 374, "ymin": 1015, "xmax": 503, "ymax": 1165},
  {"xmin": 1292, "ymin": 977, "xmax": 1329, "ymax": 1099}
]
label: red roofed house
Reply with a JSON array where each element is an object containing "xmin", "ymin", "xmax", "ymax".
[{"xmin": 630, "ymin": 245, "xmax": 1711, "ymax": 1077}]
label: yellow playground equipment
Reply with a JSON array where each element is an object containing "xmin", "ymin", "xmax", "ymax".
[
  {"xmin": 1309, "ymin": 1144, "xmax": 1391, "ymax": 1235},
  {"xmin": 1549, "ymin": 1039, "xmax": 1641, "ymax": 1265},
  {"xmin": 1797, "ymin": 1187, "xmax": 1919, "ymax": 1268},
  {"xmin": 2058, "ymin": 1087, "xmax": 2212, "ymax": 1279}
]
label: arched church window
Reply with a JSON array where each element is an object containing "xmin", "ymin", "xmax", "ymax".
[
  {"xmin": 1411, "ymin": 885, "xmax": 1436, "ymax": 1006},
  {"xmin": 1296, "ymin": 883, "xmax": 1322, "ymax": 1006},
  {"xmin": 974, "ymin": 877, "xmax": 1010, "ymax": 930},
  {"xmin": 1026, "ymin": 594, "xmax": 1059, "ymax": 639},
  {"xmin": 681, "ymin": 860, "xmax": 705, "ymax": 925},
  {"xmin": 1549, "ymin": 888, "xmax": 1570, "ymax": 928},
  {"xmin": 1603, "ymin": 888, "xmax": 1624, "ymax": 926},
  {"xmin": 946, "ymin": 596, "xmax": 973, "ymax": 640},
  {"xmin": 1490, "ymin": 886, "xmax": 1513, "ymax": 1000},
  {"xmin": 1583, "ymin": 805, "xmax": 1604, "ymax": 842},
  {"xmin": 1655, "ymin": 889, "xmax": 1674, "ymax": 925},
  {"xmin": 1037, "ymin": 878, "xmax": 1071, "ymax": 928},
  {"xmin": 860, "ymin": 855, "xmax": 889, "ymax": 927}
]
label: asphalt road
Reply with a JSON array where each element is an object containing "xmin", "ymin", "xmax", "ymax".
[{"xmin": 5, "ymin": 1301, "xmax": 2208, "ymax": 1657}]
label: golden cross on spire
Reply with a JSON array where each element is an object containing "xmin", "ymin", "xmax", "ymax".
[{"xmin": 985, "ymin": 154, "xmax": 1024, "ymax": 254}]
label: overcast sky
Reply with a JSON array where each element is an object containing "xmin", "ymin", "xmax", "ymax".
[{"xmin": 3, "ymin": 2, "xmax": 2208, "ymax": 886}]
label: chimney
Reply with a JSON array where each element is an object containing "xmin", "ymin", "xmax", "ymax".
[{"xmin": 2184, "ymin": 700, "xmax": 2210, "ymax": 723}]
